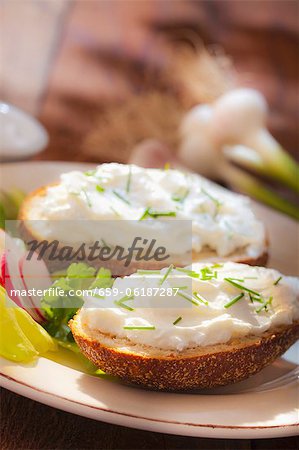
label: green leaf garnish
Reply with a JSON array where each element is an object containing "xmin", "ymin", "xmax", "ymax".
[
  {"xmin": 42, "ymin": 264, "xmax": 112, "ymax": 342},
  {"xmin": 173, "ymin": 316, "xmax": 182, "ymax": 325},
  {"xmin": 224, "ymin": 293, "xmax": 244, "ymax": 308}
]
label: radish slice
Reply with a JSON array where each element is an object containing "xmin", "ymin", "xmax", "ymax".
[
  {"xmin": 19, "ymin": 252, "xmax": 50, "ymax": 321},
  {"xmin": 1, "ymin": 236, "xmax": 42, "ymax": 322}
]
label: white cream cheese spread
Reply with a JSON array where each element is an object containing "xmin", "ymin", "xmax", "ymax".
[
  {"xmin": 79, "ymin": 262, "xmax": 299, "ymax": 351},
  {"xmin": 28, "ymin": 163, "xmax": 265, "ymax": 257}
]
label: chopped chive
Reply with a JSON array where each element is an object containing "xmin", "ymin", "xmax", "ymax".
[
  {"xmin": 139, "ymin": 207, "xmax": 150, "ymax": 221},
  {"xmin": 139, "ymin": 207, "xmax": 176, "ymax": 221},
  {"xmin": 177, "ymin": 291, "xmax": 201, "ymax": 306},
  {"xmin": 228, "ymin": 278, "xmax": 245, "ymax": 282},
  {"xmin": 224, "ymin": 278, "xmax": 261, "ymax": 297},
  {"xmin": 193, "ymin": 292, "xmax": 209, "ymax": 306},
  {"xmin": 200, "ymin": 267, "xmax": 218, "ymax": 280},
  {"xmin": 224, "ymin": 292, "xmax": 244, "ymax": 308},
  {"xmin": 160, "ymin": 264, "xmax": 174, "ymax": 285},
  {"xmin": 211, "ymin": 263, "xmax": 224, "ymax": 269},
  {"xmin": 256, "ymin": 296, "xmax": 273, "ymax": 313},
  {"xmin": 176, "ymin": 267, "xmax": 199, "ymax": 278},
  {"xmin": 172, "ymin": 189, "xmax": 190, "ymax": 203},
  {"xmin": 273, "ymin": 276, "xmax": 282, "ymax": 286},
  {"xmin": 172, "ymin": 285, "xmax": 188, "ymax": 290},
  {"xmin": 137, "ymin": 269, "xmax": 161, "ymax": 274},
  {"xmin": 82, "ymin": 188, "xmax": 92, "ymax": 207},
  {"xmin": 126, "ymin": 165, "xmax": 132, "ymax": 193},
  {"xmin": 84, "ymin": 170, "xmax": 96, "ymax": 176},
  {"xmin": 249, "ymin": 293, "xmax": 263, "ymax": 304},
  {"xmin": 113, "ymin": 189, "xmax": 131, "ymax": 205},
  {"xmin": 110, "ymin": 206, "xmax": 120, "ymax": 217},
  {"xmin": 115, "ymin": 294, "xmax": 135, "ymax": 311},
  {"xmin": 96, "ymin": 184, "xmax": 105, "ymax": 193},
  {"xmin": 123, "ymin": 326, "xmax": 155, "ymax": 330},
  {"xmin": 201, "ymin": 188, "xmax": 222, "ymax": 210},
  {"xmin": 173, "ymin": 316, "xmax": 182, "ymax": 325}
]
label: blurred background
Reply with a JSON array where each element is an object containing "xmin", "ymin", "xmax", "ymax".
[{"xmin": 1, "ymin": 0, "xmax": 298, "ymax": 162}]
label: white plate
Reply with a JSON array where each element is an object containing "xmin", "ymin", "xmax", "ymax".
[{"xmin": 0, "ymin": 161, "xmax": 298, "ymax": 438}]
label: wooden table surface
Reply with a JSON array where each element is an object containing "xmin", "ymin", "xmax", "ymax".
[{"xmin": 1, "ymin": 1, "xmax": 298, "ymax": 449}]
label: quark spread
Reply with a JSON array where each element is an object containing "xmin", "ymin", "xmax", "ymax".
[
  {"xmin": 28, "ymin": 163, "xmax": 265, "ymax": 257},
  {"xmin": 79, "ymin": 262, "xmax": 299, "ymax": 351}
]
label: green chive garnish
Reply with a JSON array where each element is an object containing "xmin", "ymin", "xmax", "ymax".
[
  {"xmin": 139, "ymin": 207, "xmax": 176, "ymax": 221},
  {"xmin": 274, "ymin": 276, "xmax": 282, "ymax": 286},
  {"xmin": 82, "ymin": 188, "xmax": 92, "ymax": 207},
  {"xmin": 115, "ymin": 294, "xmax": 135, "ymax": 311},
  {"xmin": 84, "ymin": 170, "xmax": 96, "ymax": 176},
  {"xmin": 256, "ymin": 296, "xmax": 273, "ymax": 313},
  {"xmin": 113, "ymin": 189, "xmax": 131, "ymax": 205},
  {"xmin": 202, "ymin": 188, "xmax": 222, "ymax": 210},
  {"xmin": 137, "ymin": 269, "xmax": 161, "ymax": 275},
  {"xmin": 176, "ymin": 268, "xmax": 199, "ymax": 278},
  {"xmin": 126, "ymin": 165, "xmax": 132, "ymax": 193},
  {"xmin": 96, "ymin": 184, "xmax": 105, "ymax": 193},
  {"xmin": 249, "ymin": 293, "xmax": 263, "ymax": 304},
  {"xmin": 160, "ymin": 264, "xmax": 173, "ymax": 285},
  {"xmin": 177, "ymin": 291, "xmax": 201, "ymax": 306},
  {"xmin": 224, "ymin": 293, "xmax": 244, "ymax": 308},
  {"xmin": 172, "ymin": 189, "xmax": 189, "ymax": 203},
  {"xmin": 123, "ymin": 326, "xmax": 155, "ymax": 330},
  {"xmin": 110, "ymin": 206, "xmax": 120, "ymax": 217},
  {"xmin": 224, "ymin": 278, "xmax": 261, "ymax": 297},
  {"xmin": 193, "ymin": 292, "xmax": 209, "ymax": 306},
  {"xmin": 173, "ymin": 316, "xmax": 182, "ymax": 325}
]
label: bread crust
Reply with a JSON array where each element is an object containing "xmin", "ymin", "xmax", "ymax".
[
  {"xmin": 19, "ymin": 185, "xmax": 268, "ymax": 274},
  {"xmin": 70, "ymin": 317, "xmax": 299, "ymax": 391}
]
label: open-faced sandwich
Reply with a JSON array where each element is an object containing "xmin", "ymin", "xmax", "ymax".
[
  {"xmin": 70, "ymin": 262, "xmax": 299, "ymax": 391},
  {"xmin": 19, "ymin": 164, "xmax": 267, "ymax": 274}
]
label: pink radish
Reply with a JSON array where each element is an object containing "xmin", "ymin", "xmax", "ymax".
[
  {"xmin": 1, "ymin": 231, "xmax": 43, "ymax": 322},
  {"xmin": 19, "ymin": 251, "xmax": 50, "ymax": 321}
]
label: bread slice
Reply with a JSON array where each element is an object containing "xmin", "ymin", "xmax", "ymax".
[
  {"xmin": 70, "ymin": 316, "xmax": 299, "ymax": 391},
  {"xmin": 19, "ymin": 185, "xmax": 268, "ymax": 275}
]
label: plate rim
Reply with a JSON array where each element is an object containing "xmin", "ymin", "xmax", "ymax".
[{"xmin": 1, "ymin": 370, "xmax": 298, "ymax": 439}]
